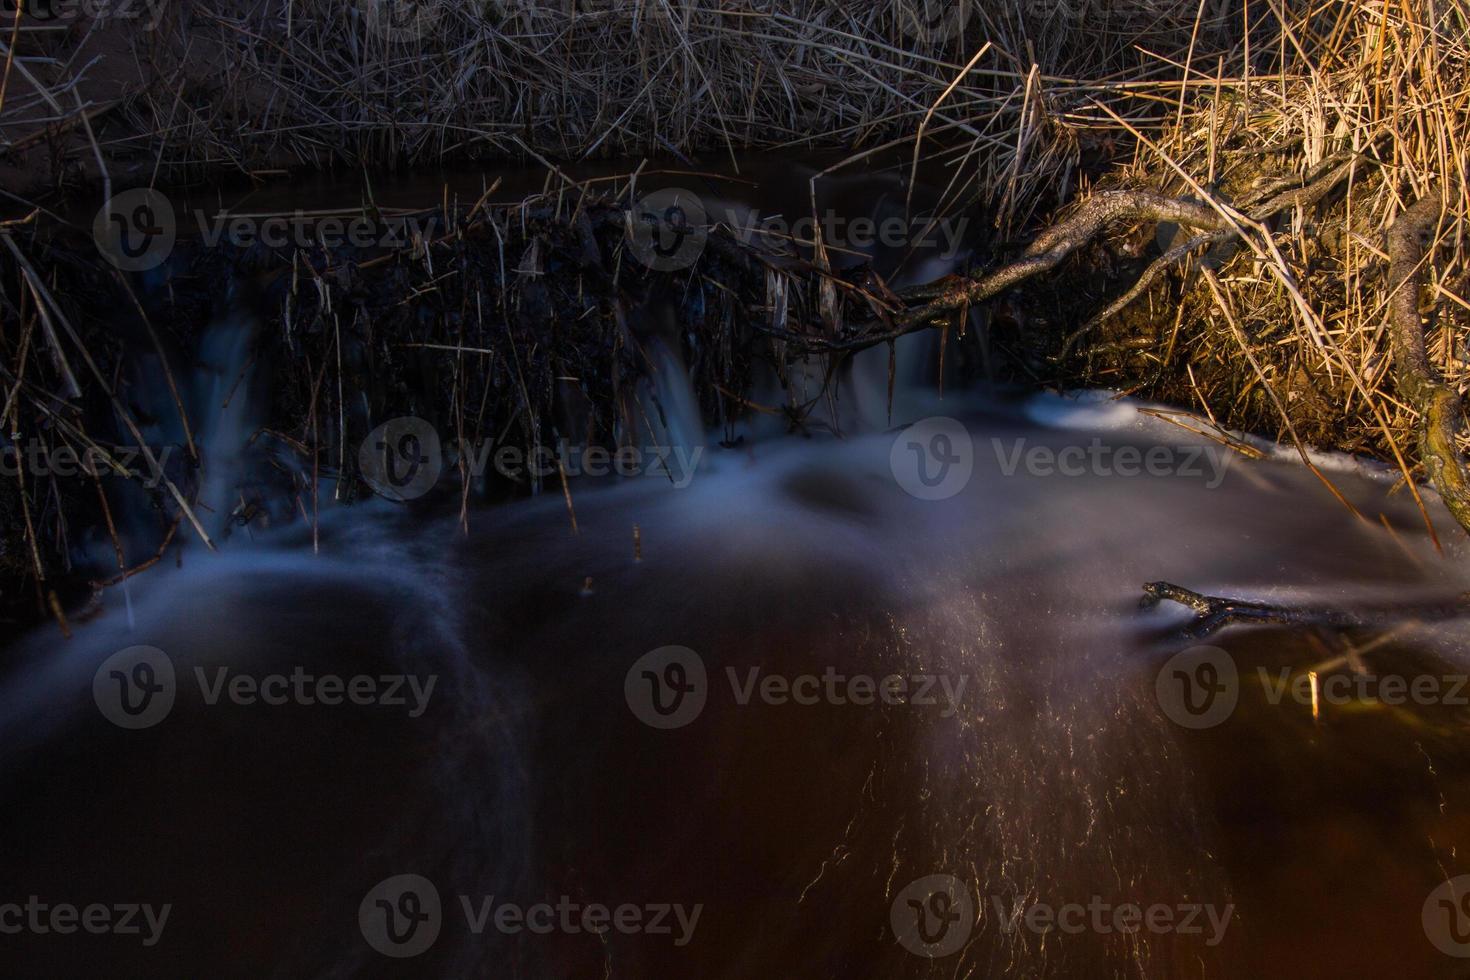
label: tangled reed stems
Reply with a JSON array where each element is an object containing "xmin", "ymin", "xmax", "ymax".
[{"xmin": 0, "ymin": 0, "xmax": 1467, "ymax": 630}]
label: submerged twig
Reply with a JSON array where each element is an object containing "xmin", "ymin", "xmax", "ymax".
[{"xmin": 1142, "ymin": 581, "xmax": 1470, "ymax": 639}]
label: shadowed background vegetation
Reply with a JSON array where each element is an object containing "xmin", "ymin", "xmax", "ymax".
[{"xmin": 0, "ymin": 0, "xmax": 1467, "ymax": 623}]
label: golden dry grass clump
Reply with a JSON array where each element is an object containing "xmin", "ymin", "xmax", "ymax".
[{"xmin": 1061, "ymin": 0, "xmax": 1469, "ymax": 537}]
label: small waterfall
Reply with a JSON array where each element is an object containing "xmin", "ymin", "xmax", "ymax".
[
  {"xmin": 8, "ymin": 171, "xmax": 1470, "ymax": 979},
  {"xmin": 634, "ymin": 333, "xmax": 705, "ymax": 468},
  {"xmin": 189, "ymin": 310, "xmax": 263, "ymax": 535}
]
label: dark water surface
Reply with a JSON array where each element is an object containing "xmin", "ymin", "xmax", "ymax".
[
  {"xmin": 7, "ymin": 163, "xmax": 1470, "ymax": 978},
  {"xmin": 3, "ymin": 400, "xmax": 1470, "ymax": 978}
]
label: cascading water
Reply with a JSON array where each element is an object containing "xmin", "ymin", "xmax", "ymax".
[{"xmin": 5, "ymin": 170, "xmax": 1470, "ymax": 979}]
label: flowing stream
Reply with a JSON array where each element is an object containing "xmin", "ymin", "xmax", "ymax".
[{"xmin": 5, "ymin": 165, "xmax": 1470, "ymax": 979}]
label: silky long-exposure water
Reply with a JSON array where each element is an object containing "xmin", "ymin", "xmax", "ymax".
[{"xmin": 5, "ymin": 166, "xmax": 1470, "ymax": 979}]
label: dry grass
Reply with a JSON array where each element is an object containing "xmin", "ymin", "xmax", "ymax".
[
  {"xmin": 2, "ymin": 0, "xmax": 1245, "ymax": 228},
  {"xmin": 1, "ymin": 0, "xmax": 1468, "ymax": 624},
  {"xmin": 1075, "ymin": 0, "xmax": 1469, "ymax": 534}
]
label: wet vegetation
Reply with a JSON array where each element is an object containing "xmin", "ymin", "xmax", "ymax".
[{"xmin": 1, "ymin": 0, "xmax": 1467, "ymax": 627}]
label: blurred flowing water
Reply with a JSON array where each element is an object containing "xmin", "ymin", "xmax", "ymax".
[{"xmin": 5, "ymin": 167, "xmax": 1470, "ymax": 978}]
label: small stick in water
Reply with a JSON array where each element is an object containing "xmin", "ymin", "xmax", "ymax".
[
  {"xmin": 633, "ymin": 525, "xmax": 642, "ymax": 562},
  {"xmin": 1142, "ymin": 581, "xmax": 1470, "ymax": 639}
]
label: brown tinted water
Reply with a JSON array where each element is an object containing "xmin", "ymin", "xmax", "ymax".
[
  {"xmin": 5, "ymin": 163, "xmax": 1470, "ymax": 978},
  {"xmin": 3, "ymin": 404, "xmax": 1470, "ymax": 978}
]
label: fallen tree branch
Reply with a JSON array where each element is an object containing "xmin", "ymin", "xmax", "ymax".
[
  {"xmin": 1141, "ymin": 581, "xmax": 1470, "ymax": 639},
  {"xmin": 1386, "ymin": 185, "xmax": 1470, "ymax": 535},
  {"xmin": 777, "ymin": 157, "xmax": 1363, "ymax": 355}
]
